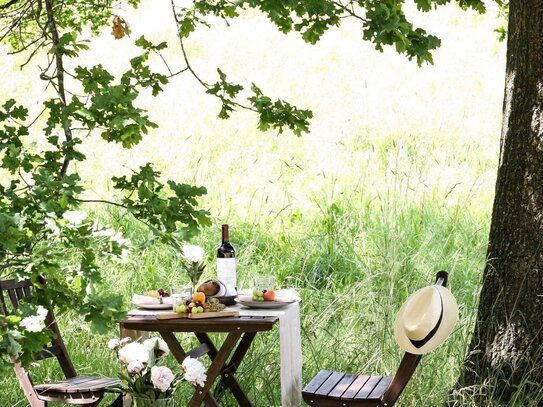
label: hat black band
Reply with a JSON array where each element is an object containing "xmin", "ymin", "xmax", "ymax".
[{"xmin": 409, "ymin": 289, "xmax": 444, "ymax": 349}]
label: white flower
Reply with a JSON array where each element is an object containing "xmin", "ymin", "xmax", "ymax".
[
  {"xmin": 107, "ymin": 338, "xmax": 120, "ymax": 350},
  {"xmin": 36, "ymin": 306, "xmax": 48, "ymax": 320},
  {"xmin": 143, "ymin": 338, "xmax": 170, "ymax": 358},
  {"xmin": 182, "ymin": 245, "xmax": 205, "ymax": 263},
  {"xmin": 118, "ymin": 342, "xmax": 149, "ymax": 365},
  {"xmin": 62, "ymin": 210, "xmax": 87, "ymax": 225},
  {"xmin": 20, "ymin": 316, "xmax": 45, "ymax": 333},
  {"xmin": 19, "ymin": 306, "xmax": 48, "ymax": 333},
  {"xmin": 127, "ymin": 360, "xmax": 144, "ymax": 374},
  {"xmin": 120, "ymin": 337, "xmax": 133, "ymax": 345},
  {"xmin": 182, "ymin": 356, "xmax": 206, "ymax": 387},
  {"xmin": 151, "ymin": 365, "xmax": 175, "ymax": 392},
  {"xmin": 44, "ymin": 217, "xmax": 60, "ymax": 235}
]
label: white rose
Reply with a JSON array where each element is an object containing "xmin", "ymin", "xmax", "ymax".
[
  {"xmin": 127, "ymin": 360, "xmax": 144, "ymax": 374},
  {"xmin": 143, "ymin": 338, "xmax": 170, "ymax": 358},
  {"xmin": 107, "ymin": 338, "xmax": 120, "ymax": 350},
  {"xmin": 118, "ymin": 342, "xmax": 149, "ymax": 365},
  {"xmin": 182, "ymin": 356, "xmax": 207, "ymax": 387},
  {"xmin": 62, "ymin": 210, "xmax": 87, "ymax": 225},
  {"xmin": 120, "ymin": 337, "xmax": 133, "ymax": 345},
  {"xmin": 150, "ymin": 366, "xmax": 175, "ymax": 392},
  {"xmin": 182, "ymin": 245, "xmax": 205, "ymax": 263}
]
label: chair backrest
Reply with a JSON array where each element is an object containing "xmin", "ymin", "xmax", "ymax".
[
  {"xmin": 380, "ymin": 270, "xmax": 449, "ymax": 407},
  {"xmin": 0, "ymin": 278, "xmax": 77, "ymax": 394}
]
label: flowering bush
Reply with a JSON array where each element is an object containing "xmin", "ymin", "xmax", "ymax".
[
  {"xmin": 0, "ymin": 304, "xmax": 54, "ymax": 368},
  {"xmin": 181, "ymin": 245, "xmax": 206, "ymax": 290},
  {"xmin": 108, "ymin": 337, "xmax": 206, "ymax": 402}
]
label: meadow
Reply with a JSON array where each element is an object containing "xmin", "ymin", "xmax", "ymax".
[{"xmin": 0, "ymin": 1, "xmax": 506, "ymax": 405}]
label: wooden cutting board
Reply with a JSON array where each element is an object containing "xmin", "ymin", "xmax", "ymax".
[{"xmin": 156, "ymin": 309, "xmax": 239, "ymax": 320}]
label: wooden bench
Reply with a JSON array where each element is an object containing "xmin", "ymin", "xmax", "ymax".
[
  {"xmin": 0, "ymin": 278, "xmax": 122, "ymax": 406},
  {"xmin": 302, "ymin": 271, "xmax": 449, "ymax": 407}
]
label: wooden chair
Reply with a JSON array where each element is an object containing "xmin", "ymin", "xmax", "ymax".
[
  {"xmin": 0, "ymin": 277, "xmax": 122, "ymax": 406},
  {"xmin": 302, "ymin": 271, "xmax": 450, "ymax": 407}
]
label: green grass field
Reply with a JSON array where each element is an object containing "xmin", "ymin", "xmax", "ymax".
[{"xmin": 0, "ymin": 1, "xmax": 508, "ymax": 405}]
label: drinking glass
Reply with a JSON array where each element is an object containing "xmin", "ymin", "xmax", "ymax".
[
  {"xmin": 171, "ymin": 285, "xmax": 192, "ymax": 311},
  {"xmin": 253, "ymin": 275, "xmax": 275, "ymax": 293}
]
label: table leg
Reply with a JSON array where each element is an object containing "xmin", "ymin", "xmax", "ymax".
[
  {"xmin": 187, "ymin": 332, "xmax": 242, "ymax": 407},
  {"xmin": 159, "ymin": 332, "xmax": 220, "ymax": 407},
  {"xmin": 196, "ymin": 332, "xmax": 256, "ymax": 406},
  {"xmin": 160, "ymin": 332, "xmax": 243, "ymax": 407}
]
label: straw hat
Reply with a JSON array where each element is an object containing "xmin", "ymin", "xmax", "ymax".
[{"xmin": 394, "ymin": 285, "xmax": 458, "ymax": 355}]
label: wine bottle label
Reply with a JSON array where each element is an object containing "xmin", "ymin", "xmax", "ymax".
[{"xmin": 217, "ymin": 258, "xmax": 237, "ymax": 288}]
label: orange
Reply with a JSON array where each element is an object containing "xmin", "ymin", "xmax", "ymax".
[{"xmin": 192, "ymin": 292, "xmax": 206, "ymax": 303}]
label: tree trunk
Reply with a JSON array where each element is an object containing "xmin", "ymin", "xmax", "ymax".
[{"xmin": 455, "ymin": 0, "xmax": 543, "ymax": 404}]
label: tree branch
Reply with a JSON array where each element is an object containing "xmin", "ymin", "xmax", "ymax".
[
  {"xmin": 44, "ymin": 0, "xmax": 72, "ymax": 179},
  {"xmin": 0, "ymin": 0, "xmax": 20, "ymax": 10},
  {"xmin": 75, "ymin": 198, "xmax": 128, "ymax": 209}
]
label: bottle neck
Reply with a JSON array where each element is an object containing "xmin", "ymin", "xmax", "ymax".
[{"xmin": 221, "ymin": 224, "xmax": 229, "ymax": 242}]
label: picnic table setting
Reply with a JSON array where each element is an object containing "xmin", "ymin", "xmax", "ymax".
[
  {"xmin": 0, "ymin": 219, "xmax": 463, "ymax": 407},
  {"xmin": 120, "ymin": 224, "xmax": 303, "ymax": 407}
]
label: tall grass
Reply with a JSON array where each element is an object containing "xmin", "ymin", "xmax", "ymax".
[{"xmin": 0, "ymin": 0, "xmax": 510, "ymax": 405}]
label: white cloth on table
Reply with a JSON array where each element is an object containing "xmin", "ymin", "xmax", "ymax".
[{"xmin": 233, "ymin": 302, "xmax": 302, "ymax": 407}]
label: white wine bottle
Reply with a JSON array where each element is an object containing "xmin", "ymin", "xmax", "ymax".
[{"xmin": 217, "ymin": 224, "xmax": 236, "ymax": 289}]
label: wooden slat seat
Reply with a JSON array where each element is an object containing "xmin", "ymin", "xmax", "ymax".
[
  {"xmin": 1, "ymin": 278, "xmax": 122, "ymax": 406},
  {"xmin": 304, "ymin": 370, "xmax": 393, "ymax": 406},
  {"xmin": 302, "ymin": 271, "xmax": 451, "ymax": 407},
  {"xmin": 34, "ymin": 376, "xmax": 120, "ymax": 393}
]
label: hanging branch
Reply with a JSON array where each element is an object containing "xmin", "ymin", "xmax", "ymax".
[{"xmin": 44, "ymin": 0, "xmax": 73, "ymax": 178}]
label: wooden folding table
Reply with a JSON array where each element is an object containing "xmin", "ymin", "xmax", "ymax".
[{"xmin": 119, "ymin": 314, "xmax": 279, "ymax": 407}]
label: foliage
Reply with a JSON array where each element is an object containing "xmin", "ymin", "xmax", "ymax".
[
  {"xmin": 0, "ymin": 0, "xmax": 487, "ymax": 375},
  {"xmin": 0, "ymin": 0, "xmax": 212, "ymax": 369}
]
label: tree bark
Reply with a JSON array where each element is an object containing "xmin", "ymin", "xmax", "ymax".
[{"xmin": 455, "ymin": 0, "xmax": 543, "ymax": 404}]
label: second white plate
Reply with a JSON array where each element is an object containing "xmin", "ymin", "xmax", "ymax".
[{"xmin": 236, "ymin": 299, "xmax": 295, "ymax": 309}]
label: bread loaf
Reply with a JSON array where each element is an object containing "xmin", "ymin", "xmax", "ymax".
[{"xmin": 197, "ymin": 280, "xmax": 220, "ymax": 296}]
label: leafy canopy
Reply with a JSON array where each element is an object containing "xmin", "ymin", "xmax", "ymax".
[{"xmin": 0, "ymin": 0, "xmax": 484, "ymax": 369}]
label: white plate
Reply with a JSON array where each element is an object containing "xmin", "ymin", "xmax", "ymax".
[
  {"xmin": 132, "ymin": 302, "xmax": 172, "ymax": 310},
  {"xmin": 236, "ymin": 299, "xmax": 295, "ymax": 309}
]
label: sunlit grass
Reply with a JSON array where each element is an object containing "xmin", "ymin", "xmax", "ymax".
[{"xmin": 0, "ymin": 0, "xmax": 509, "ymax": 405}]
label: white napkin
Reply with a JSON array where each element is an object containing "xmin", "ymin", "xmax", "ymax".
[
  {"xmin": 131, "ymin": 294, "xmax": 173, "ymax": 305},
  {"xmin": 238, "ymin": 288, "xmax": 300, "ymax": 302}
]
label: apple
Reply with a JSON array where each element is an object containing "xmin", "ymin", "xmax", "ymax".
[{"xmin": 263, "ymin": 290, "xmax": 276, "ymax": 301}]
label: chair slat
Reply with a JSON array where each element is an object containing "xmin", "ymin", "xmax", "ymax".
[
  {"xmin": 315, "ymin": 371, "xmax": 345, "ymax": 396},
  {"xmin": 368, "ymin": 375, "xmax": 392, "ymax": 399},
  {"xmin": 354, "ymin": 376, "xmax": 382, "ymax": 400},
  {"xmin": 15, "ymin": 287, "xmax": 25, "ymax": 301},
  {"xmin": 304, "ymin": 370, "xmax": 334, "ymax": 394},
  {"xmin": 1, "ymin": 279, "xmax": 32, "ymax": 290},
  {"xmin": 340, "ymin": 374, "xmax": 370, "ymax": 400},
  {"xmin": 7, "ymin": 289, "xmax": 19, "ymax": 309},
  {"xmin": 328, "ymin": 373, "xmax": 358, "ymax": 399}
]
